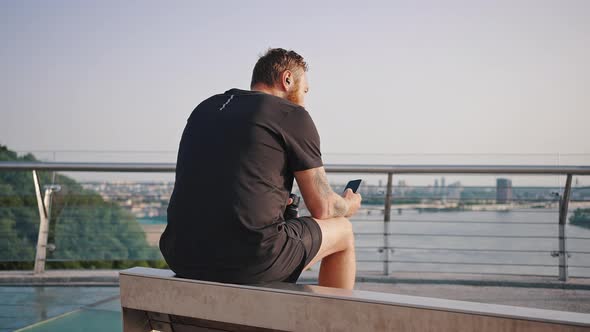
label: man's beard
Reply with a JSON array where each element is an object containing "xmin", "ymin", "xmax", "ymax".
[{"xmin": 285, "ymin": 86, "xmax": 303, "ymax": 106}]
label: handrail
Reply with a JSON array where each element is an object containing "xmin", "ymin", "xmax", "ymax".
[
  {"xmin": 1, "ymin": 161, "xmax": 588, "ymax": 280},
  {"xmin": 0, "ymin": 161, "xmax": 590, "ymax": 174}
]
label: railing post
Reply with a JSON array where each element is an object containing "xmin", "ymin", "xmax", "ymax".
[
  {"xmin": 32, "ymin": 170, "xmax": 59, "ymax": 274},
  {"xmin": 383, "ymin": 172, "xmax": 393, "ymax": 276},
  {"xmin": 558, "ymin": 174, "xmax": 573, "ymax": 282}
]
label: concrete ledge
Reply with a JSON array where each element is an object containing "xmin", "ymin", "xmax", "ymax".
[
  {"xmin": 120, "ymin": 267, "xmax": 590, "ymax": 332},
  {"xmin": 302, "ymin": 271, "xmax": 590, "ymax": 290}
]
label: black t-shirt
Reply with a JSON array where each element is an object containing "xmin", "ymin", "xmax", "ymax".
[{"xmin": 160, "ymin": 88, "xmax": 323, "ymax": 281}]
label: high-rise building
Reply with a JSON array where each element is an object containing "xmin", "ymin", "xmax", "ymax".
[{"xmin": 496, "ymin": 178, "xmax": 513, "ymax": 204}]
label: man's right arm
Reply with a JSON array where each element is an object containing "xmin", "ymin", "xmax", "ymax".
[{"xmin": 294, "ymin": 166, "xmax": 362, "ymax": 220}]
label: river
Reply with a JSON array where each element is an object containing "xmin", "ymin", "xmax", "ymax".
[{"xmin": 139, "ymin": 207, "xmax": 590, "ymax": 278}]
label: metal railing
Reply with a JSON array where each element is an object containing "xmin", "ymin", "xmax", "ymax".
[{"xmin": 1, "ymin": 161, "xmax": 589, "ymax": 281}]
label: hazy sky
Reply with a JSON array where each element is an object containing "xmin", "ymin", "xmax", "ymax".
[{"xmin": 1, "ymin": 0, "xmax": 589, "ymax": 163}]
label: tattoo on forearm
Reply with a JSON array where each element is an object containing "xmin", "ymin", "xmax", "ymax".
[
  {"xmin": 313, "ymin": 168, "xmax": 348, "ymax": 218},
  {"xmin": 313, "ymin": 168, "xmax": 332, "ymax": 199}
]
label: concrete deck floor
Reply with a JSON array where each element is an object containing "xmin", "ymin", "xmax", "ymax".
[{"xmin": 1, "ymin": 269, "xmax": 589, "ymax": 329}]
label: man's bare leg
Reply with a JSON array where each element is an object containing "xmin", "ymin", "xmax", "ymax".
[{"xmin": 303, "ymin": 217, "xmax": 356, "ymax": 289}]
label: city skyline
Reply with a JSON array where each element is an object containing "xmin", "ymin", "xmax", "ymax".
[{"xmin": 82, "ymin": 177, "xmax": 590, "ymax": 222}]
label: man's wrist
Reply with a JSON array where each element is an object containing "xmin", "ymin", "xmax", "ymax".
[{"xmin": 332, "ymin": 194, "xmax": 349, "ymax": 218}]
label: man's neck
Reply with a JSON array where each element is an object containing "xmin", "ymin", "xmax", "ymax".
[{"xmin": 251, "ymin": 84, "xmax": 286, "ymax": 100}]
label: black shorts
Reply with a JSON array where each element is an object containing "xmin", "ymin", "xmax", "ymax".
[
  {"xmin": 275, "ymin": 216, "xmax": 323, "ymax": 283},
  {"xmin": 170, "ymin": 216, "xmax": 322, "ymax": 285}
]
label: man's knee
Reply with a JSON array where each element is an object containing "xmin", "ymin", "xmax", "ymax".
[
  {"xmin": 338, "ymin": 217, "xmax": 355, "ymax": 249},
  {"xmin": 313, "ymin": 216, "xmax": 355, "ymax": 252}
]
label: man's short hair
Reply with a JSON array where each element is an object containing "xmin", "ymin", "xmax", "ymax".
[{"xmin": 250, "ymin": 48, "xmax": 308, "ymax": 88}]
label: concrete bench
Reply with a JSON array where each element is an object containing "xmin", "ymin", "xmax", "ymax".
[{"xmin": 119, "ymin": 267, "xmax": 590, "ymax": 331}]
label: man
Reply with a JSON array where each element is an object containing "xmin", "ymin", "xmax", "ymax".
[{"xmin": 160, "ymin": 48, "xmax": 362, "ymax": 289}]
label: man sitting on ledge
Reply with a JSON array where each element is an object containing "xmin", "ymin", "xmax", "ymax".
[{"xmin": 159, "ymin": 48, "xmax": 362, "ymax": 289}]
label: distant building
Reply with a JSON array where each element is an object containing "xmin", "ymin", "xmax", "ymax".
[
  {"xmin": 396, "ymin": 180, "xmax": 408, "ymax": 197},
  {"xmin": 496, "ymin": 178, "xmax": 513, "ymax": 203},
  {"xmin": 447, "ymin": 181, "xmax": 464, "ymax": 200}
]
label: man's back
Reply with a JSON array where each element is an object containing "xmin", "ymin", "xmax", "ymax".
[{"xmin": 159, "ymin": 88, "xmax": 322, "ymax": 283}]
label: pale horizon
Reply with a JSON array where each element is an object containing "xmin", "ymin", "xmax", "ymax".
[{"xmin": 2, "ymin": 1, "xmax": 589, "ymax": 162}]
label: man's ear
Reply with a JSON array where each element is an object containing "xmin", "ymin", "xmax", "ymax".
[{"xmin": 281, "ymin": 70, "xmax": 293, "ymax": 91}]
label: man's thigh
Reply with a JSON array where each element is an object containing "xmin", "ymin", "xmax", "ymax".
[{"xmin": 303, "ymin": 216, "xmax": 353, "ymax": 270}]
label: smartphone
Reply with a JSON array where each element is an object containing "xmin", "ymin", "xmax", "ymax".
[{"xmin": 343, "ymin": 179, "xmax": 362, "ymax": 193}]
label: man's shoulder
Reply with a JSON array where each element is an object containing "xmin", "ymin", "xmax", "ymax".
[{"xmin": 187, "ymin": 88, "xmax": 309, "ymax": 123}]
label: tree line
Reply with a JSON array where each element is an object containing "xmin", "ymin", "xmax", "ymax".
[{"xmin": 0, "ymin": 145, "xmax": 166, "ymax": 270}]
